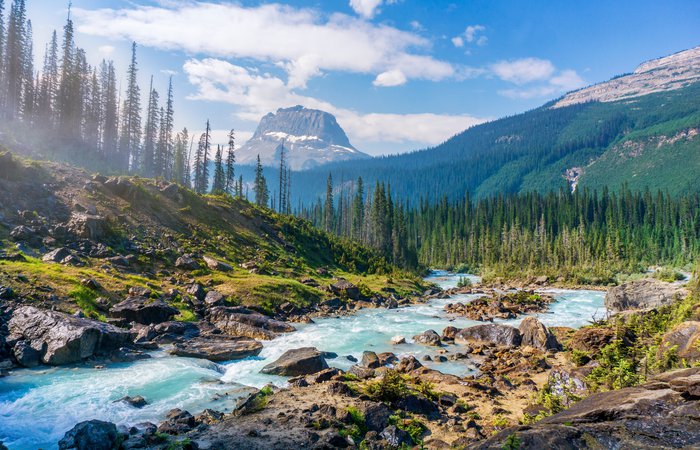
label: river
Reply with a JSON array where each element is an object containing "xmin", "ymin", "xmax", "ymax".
[{"xmin": 0, "ymin": 272, "xmax": 605, "ymax": 449}]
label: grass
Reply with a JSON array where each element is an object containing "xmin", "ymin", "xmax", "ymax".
[{"xmin": 68, "ymin": 285, "xmax": 104, "ymax": 320}]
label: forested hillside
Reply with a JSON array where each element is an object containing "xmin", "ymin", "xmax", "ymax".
[{"xmin": 291, "ymin": 80, "xmax": 700, "ymax": 205}]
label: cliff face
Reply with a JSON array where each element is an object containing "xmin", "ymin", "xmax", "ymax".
[
  {"xmin": 553, "ymin": 46, "xmax": 700, "ymax": 107},
  {"xmin": 236, "ymin": 106, "xmax": 369, "ymax": 170}
]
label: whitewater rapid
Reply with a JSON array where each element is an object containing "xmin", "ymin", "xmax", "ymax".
[{"xmin": 0, "ymin": 272, "xmax": 605, "ymax": 449}]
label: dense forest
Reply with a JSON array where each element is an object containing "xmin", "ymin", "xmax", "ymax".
[{"xmin": 302, "ymin": 179, "xmax": 700, "ymax": 281}]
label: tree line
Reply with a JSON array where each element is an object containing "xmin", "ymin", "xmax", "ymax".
[{"xmin": 302, "ymin": 180, "xmax": 700, "ymax": 281}]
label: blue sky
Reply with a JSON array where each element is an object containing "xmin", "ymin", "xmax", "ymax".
[{"xmin": 26, "ymin": 0, "xmax": 700, "ymax": 155}]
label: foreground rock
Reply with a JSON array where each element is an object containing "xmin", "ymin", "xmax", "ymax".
[
  {"xmin": 260, "ymin": 347, "xmax": 329, "ymax": 376},
  {"xmin": 605, "ymin": 278, "xmax": 687, "ymax": 313},
  {"xmin": 169, "ymin": 335, "xmax": 263, "ymax": 362},
  {"xmin": 8, "ymin": 306, "xmax": 132, "ymax": 366},
  {"xmin": 412, "ymin": 329, "xmax": 442, "ymax": 346},
  {"xmin": 475, "ymin": 367, "xmax": 700, "ymax": 449},
  {"xmin": 658, "ymin": 321, "xmax": 700, "ymax": 363},
  {"xmin": 454, "ymin": 324, "xmax": 522, "ymax": 347},
  {"xmin": 518, "ymin": 317, "xmax": 560, "ymax": 351},
  {"xmin": 109, "ymin": 296, "xmax": 178, "ymax": 325},
  {"xmin": 208, "ymin": 306, "xmax": 295, "ymax": 340},
  {"xmin": 445, "ymin": 290, "xmax": 554, "ymax": 321},
  {"xmin": 58, "ymin": 420, "xmax": 123, "ymax": 450}
]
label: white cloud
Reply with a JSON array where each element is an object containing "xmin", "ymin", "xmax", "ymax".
[
  {"xmin": 464, "ymin": 25, "xmax": 485, "ymax": 43},
  {"xmin": 349, "ymin": 0, "xmax": 383, "ymax": 18},
  {"xmin": 451, "ymin": 36, "xmax": 464, "ymax": 48},
  {"xmin": 183, "ymin": 58, "xmax": 485, "ymax": 147},
  {"xmin": 74, "ymin": 2, "xmax": 451, "ymax": 88},
  {"xmin": 409, "ymin": 20, "xmax": 424, "ymax": 31},
  {"xmin": 98, "ymin": 45, "xmax": 115, "ymax": 56},
  {"xmin": 491, "ymin": 58, "xmax": 556, "ymax": 84},
  {"xmin": 549, "ymin": 69, "xmax": 585, "ymax": 90},
  {"xmin": 373, "ymin": 69, "xmax": 407, "ymax": 87},
  {"xmin": 496, "ymin": 66, "xmax": 585, "ymax": 99}
]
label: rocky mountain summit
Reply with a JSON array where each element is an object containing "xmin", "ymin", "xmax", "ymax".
[
  {"xmin": 553, "ymin": 46, "xmax": 700, "ymax": 107},
  {"xmin": 236, "ymin": 105, "xmax": 370, "ymax": 170}
]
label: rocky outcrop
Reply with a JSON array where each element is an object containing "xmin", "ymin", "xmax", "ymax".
[
  {"xmin": 475, "ymin": 367, "xmax": 700, "ymax": 449},
  {"xmin": 412, "ymin": 329, "xmax": 442, "ymax": 346},
  {"xmin": 169, "ymin": 335, "xmax": 262, "ymax": 362},
  {"xmin": 260, "ymin": 347, "xmax": 329, "ymax": 376},
  {"xmin": 174, "ymin": 254, "xmax": 200, "ymax": 270},
  {"xmin": 445, "ymin": 291, "xmax": 554, "ymax": 321},
  {"xmin": 454, "ymin": 324, "xmax": 522, "ymax": 347},
  {"xmin": 329, "ymin": 280, "xmax": 361, "ymax": 300},
  {"xmin": 203, "ymin": 255, "xmax": 233, "ymax": 272},
  {"xmin": 66, "ymin": 212, "xmax": 108, "ymax": 240},
  {"xmin": 109, "ymin": 296, "xmax": 178, "ymax": 325},
  {"xmin": 605, "ymin": 279, "xmax": 687, "ymax": 313},
  {"xmin": 58, "ymin": 420, "xmax": 123, "ymax": 450},
  {"xmin": 568, "ymin": 326, "xmax": 617, "ymax": 354},
  {"xmin": 658, "ymin": 321, "xmax": 700, "ymax": 363},
  {"xmin": 7, "ymin": 306, "xmax": 132, "ymax": 366},
  {"xmin": 518, "ymin": 317, "xmax": 560, "ymax": 351},
  {"xmin": 208, "ymin": 306, "xmax": 295, "ymax": 340}
]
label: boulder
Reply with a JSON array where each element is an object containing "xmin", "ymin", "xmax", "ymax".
[
  {"xmin": 473, "ymin": 368, "xmax": 700, "ymax": 450},
  {"xmin": 10, "ymin": 225, "xmax": 41, "ymax": 246},
  {"xmin": 605, "ymin": 279, "xmax": 687, "ymax": 313},
  {"xmin": 169, "ymin": 335, "xmax": 262, "ymax": 362},
  {"xmin": 203, "ymin": 255, "xmax": 233, "ymax": 272},
  {"xmin": 519, "ymin": 317, "xmax": 560, "ymax": 351},
  {"xmin": 395, "ymin": 356, "xmax": 423, "ymax": 373},
  {"xmin": 329, "ymin": 280, "xmax": 361, "ymax": 300},
  {"xmin": 175, "ymin": 254, "xmax": 200, "ymax": 270},
  {"xmin": 42, "ymin": 247, "xmax": 71, "ymax": 263},
  {"xmin": 58, "ymin": 420, "xmax": 123, "ymax": 450},
  {"xmin": 412, "ymin": 329, "xmax": 442, "ymax": 346},
  {"xmin": 109, "ymin": 296, "xmax": 178, "ymax": 325},
  {"xmin": 260, "ymin": 347, "xmax": 329, "ymax": 376},
  {"xmin": 157, "ymin": 409, "xmax": 196, "ymax": 435},
  {"xmin": 208, "ymin": 306, "xmax": 295, "ymax": 340},
  {"xmin": 363, "ymin": 402, "xmax": 392, "ymax": 432},
  {"xmin": 116, "ymin": 395, "xmax": 148, "ymax": 408},
  {"xmin": 380, "ymin": 425, "xmax": 412, "ymax": 447},
  {"xmin": 569, "ymin": 326, "xmax": 617, "ymax": 354},
  {"xmin": 67, "ymin": 212, "xmax": 107, "ymax": 240},
  {"xmin": 454, "ymin": 324, "xmax": 522, "ymax": 347},
  {"xmin": 204, "ymin": 290, "xmax": 227, "ymax": 307},
  {"xmin": 8, "ymin": 306, "xmax": 132, "ymax": 365},
  {"xmin": 391, "ymin": 335, "xmax": 406, "ymax": 345},
  {"xmin": 12, "ymin": 340, "xmax": 41, "ymax": 367},
  {"xmin": 395, "ymin": 394, "xmax": 439, "ymax": 419},
  {"xmin": 441, "ymin": 326, "xmax": 461, "ymax": 341},
  {"xmin": 658, "ymin": 321, "xmax": 700, "ymax": 363},
  {"xmin": 361, "ymin": 351, "xmax": 381, "ymax": 368}
]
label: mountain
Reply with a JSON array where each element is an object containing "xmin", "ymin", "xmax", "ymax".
[
  {"xmin": 289, "ymin": 46, "xmax": 700, "ymax": 205},
  {"xmin": 236, "ymin": 106, "xmax": 370, "ymax": 170}
]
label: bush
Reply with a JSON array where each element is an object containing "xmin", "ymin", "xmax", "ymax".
[
  {"xmin": 365, "ymin": 369, "xmax": 409, "ymax": 403},
  {"xmin": 457, "ymin": 276, "xmax": 472, "ymax": 288}
]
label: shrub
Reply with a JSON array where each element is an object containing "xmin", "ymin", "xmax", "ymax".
[{"xmin": 365, "ymin": 369, "xmax": 409, "ymax": 403}]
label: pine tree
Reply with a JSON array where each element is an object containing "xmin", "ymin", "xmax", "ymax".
[
  {"xmin": 4, "ymin": 0, "xmax": 27, "ymax": 119},
  {"xmin": 156, "ymin": 77, "xmax": 174, "ymax": 179},
  {"xmin": 20, "ymin": 18, "xmax": 34, "ymax": 122},
  {"xmin": 142, "ymin": 76, "xmax": 159, "ymax": 176},
  {"xmin": 253, "ymin": 155, "xmax": 269, "ymax": 207},
  {"xmin": 324, "ymin": 174, "xmax": 334, "ymax": 232},
  {"xmin": 118, "ymin": 42, "xmax": 141, "ymax": 172},
  {"xmin": 57, "ymin": 5, "xmax": 80, "ymax": 138},
  {"xmin": 0, "ymin": 0, "xmax": 6, "ymax": 105},
  {"xmin": 212, "ymin": 145, "xmax": 226, "ymax": 194},
  {"xmin": 278, "ymin": 144, "xmax": 287, "ymax": 213},
  {"xmin": 100, "ymin": 59, "xmax": 118, "ymax": 162},
  {"xmin": 37, "ymin": 30, "xmax": 58, "ymax": 126},
  {"xmin": 193, "ymin": 120, "xmax": 211, "ymax": 193},
  {"xmin": 172, "ymin": 128, "xmax": 188, "ymax": 186},
  {"xmin": 83, "ymin": 68, "xmax": 101, "ymax": 150},
  {"xmin": 352, "ymin": 176, "xmax": 364, "ymax": 240},
  {"xmin": 225, "ymin": 129, "xmax": 235, "ymax": 195}
]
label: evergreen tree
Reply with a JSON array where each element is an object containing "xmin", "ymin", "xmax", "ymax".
[
  {"xmin": 324, "ymin": 174, "xmax": 334, "ymax": 232},
  {"xmin": 212, "ymin": 144, "xmax": 225, "ymax": 194},
  {"xmin": 225, "ymin": 129, "xmax": 235, "ymax": 195},
  {"xmin": 278, "ymin": 144, "xmax": 287, "ymax": 213},
  {"xmin": 118, "ymin": 42, "xmax": 141, "ymax": 172},
  {"xmin": 20, "ymin": 18, "xmax": 34, "ymax": 122},
  {"xmin": 193, "ymin": 120, "xmax": 211, "ymax": 193},
  {"xmin": 253, "ymin": 155, "xmax": 269, "ymax": 207},
  {"xmin": 83, "ymin": 68, "xmax": 101, "ymax": 150},
  {"xmin": 156, "ymin": 77, "xmax": 174, "ymax": 179},
  {"xmin": 37, "ymin": 30, "xmax": 58, "ymax": 126},
  {"xmin": 172, "ymin": 128, "xmax": 187, "ymax": 186},
  {"xmin": 100, "ymin": 59, "xmax": 118, "ymax": 161},
  {"xmin": 142, "ymin": 76, "xmax": 159, "ymax": 176},
  {"xmin": 352, "ymin": 177, "xmax": 364, "ymax": 240},
  {"xmin": 4, "ymin": 0, "xmax": 27, "ymax": 119}
]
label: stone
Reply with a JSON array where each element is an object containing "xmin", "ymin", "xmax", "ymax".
[
  {"xmin": 519, "ymin": 317, "xmax": 561, "ymax": 351},
  {"xmin": 329, "ymin": 280, "xmax": 361, "ymax": 300},
  {"xmin": 412, "ymin": 329, "xmax": 442, "ymax": 346},
  {"xmin": 361, "ymin": 351, "xmax": 381, "ymax": 368},
  {"xmin": 157, "ymin": 409, "xmax": 196, "ymax": 435},
  {"xmin": 169, "ymin": 335, "xmax": 262, "ymax": 362},
  {"xmin": 605, "ymin": 279, "xmax": 687, "ymax": 313},
  {"xmin": 391, "ymin": 335, "xmax": 406, "ymax": 345},
  {"xmin": 42, "ymin": 247, "xmax": 71, "ymax": 263},
  {"xmin": 208, "ymin": 306, "xmax": 295, "ymax": 340},
  {"xmin": 116, "ymin": 395, "xmax": 148, "ymax": 408},
  {"xmin": 380, "ymin": 425, "xmax": 413, "ymax": 447},
  {"xmin": 203, "ymin": 255, "xmax": 233, "ymax": 272},
  {"xmin": 204, "ymin": 290, "xmax": 227, "ymax": 307},
  {"xmin": 67, "ymin": 212, "xmax": 107, "ymax": 240},
  {"xmin": 80, "ymin": 279, "xmax": 102, "ymax": 290},
  {"xmin": 454, "ymin": 324, "xmax": 522, "ymax": 347},
  {"xmin": 260, "ymin": 347, "xmax": 329, "ymax": 376},
  {"xmin": 175, "ymin": 254, "xmax": 200, "ymax": 270},
  {"xmin": 363, "ymin": 402, "xmax": 392, "ymax": 432},
  {"xmin": 569, "ymin": 326, "xmax": 617, "ymax": 354},
  {"xmin": 10, "ymin": 225, "xmax": 41, "ymax": 246},
  {"xmin": 187, "ymin": 283, "xmax": 206, "ymax": 301},
  {"xmin": 395, "ymin": 356, "xmax": 423, "ymax": 373},
  {"xmin": 58, "ymin": 420, "xmax": 122, "ymax": 450},
  {"xmin": 109, "ymin": 296, "xmax": 178, "ymax": 325},
  {"xmin": 8, "ymin": 306, "xmax": 132, "ymax": 365},
  {"xmin": 395, "ymin": 394, "xmax": 439, "ymax": 419},
  {"xmin": 0, "ymin": 286, "xmax": 14, "ymax": 300},
  {"xmin": 658, "ymin": 321, "xmax": 700, "ymax": 363},
  {"xmin": 12, "ymin": 340, "xmax": 40, "ymax": 367},
  {"xmin": 441, "ymin": 326, "xmax": 460, "ymax": 341}
]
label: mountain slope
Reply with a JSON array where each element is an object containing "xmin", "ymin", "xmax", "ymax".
[
  {"xmin": 290, "ymin": 47, "xmax": 700, "ymax": 204},
  {"xmin": 236, "ymin": 106, "xmax": 370, "ymax": 170}
]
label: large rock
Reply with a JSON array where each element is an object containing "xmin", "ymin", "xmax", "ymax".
[
  {"xmin": 569, "ymin": 326, "xmax": 617, "ymax": 354},
  {"xmin": 260, "ymin": 347, "xmax": 329, "ymax": 376},
  {"xmin": 169, "ymin": 335, "xmax": 262, "ymax": 362},
  {"xmin": 605, "ymin": 279, "xmax": 687, "ymax": 313},
  {"xmin": 8, "ymin": 306, "xmax": 132, "ymax": 366},
  {"xmin": 454, "ymin": 324, "xmax": 522, "ymax": 347},
  {"xmin": 412, "ymin": 329, "xmax": 442, "ymax": 346},
  {"xmin": 67, "ymin": 212, "xmax": 108, "ymax": 240},
  {"xmin": 42, "ymin": 247, "xmax": 71, "ymax": 263},
  {"xmin": 473, "ymin": 367, "xmax": 700, "ymax": 449},
  {"xmin": 658, "ymin": 321, "xmax": 700, "ymax": 363},
  {"xmin": 58, "ymin": 420, "xmax": 123, "ymax": 450},
  {"xmin": 203, "ymin": 255, "xmax": 233, "ymax": 272},
  {"xmin": 208, "ymin": 306, "xmax": 295, "ymax": 340},
  {"xmin": 109, "ymin": 296, "xmax": 178, "ymax": 325},
  {"xmin": 175, "ymin": 254, "xmax": 200, "ymax": 270},
  {"xmin": 329, "ymin": 280, "xmax": 361, "ymax": 300},
  {"xmin": 519, "ymin": 317, "xmax": 560, "ymax": 351}
]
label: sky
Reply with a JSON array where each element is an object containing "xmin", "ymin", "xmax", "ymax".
[{"xmin": 24, "ymin": 0, "xmax": 700, "ymax": 155}]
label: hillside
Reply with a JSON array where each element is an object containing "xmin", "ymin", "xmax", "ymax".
[
  {"xmin": 0, "ymin": 151, "xmax": 423, "ymax": 321},
  {"xmin": 290, "ymin": 47, "xmax": 700, "ymax": 204}
]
